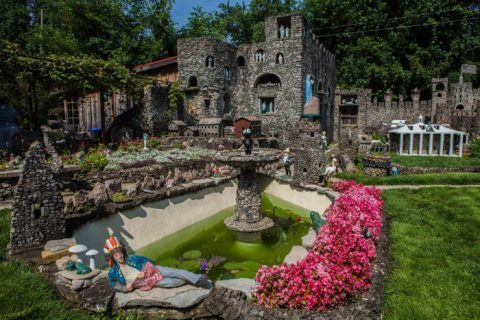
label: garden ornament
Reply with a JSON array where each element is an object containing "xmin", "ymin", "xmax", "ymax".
[
  {"xmin": 86, "ymin": 249, "xmax": 99, "ymax": 269},
  {"xmin": 242, "ymin": 128, "xmax": 253, "ymax": 155},
  {"xmin": 75, "ymin": 262, "xmax": 93, "ymax": 275},
  {"xmin": 310, "ymin": 211, "xmax": 322, "ymax": 234}
]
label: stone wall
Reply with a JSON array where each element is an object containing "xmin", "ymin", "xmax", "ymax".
[
  {"xmin": 293, "ymin": 148, "xmax": 326, "ymax": 185},
  {"xmin": 9, "ymin": 142, "xmax": 65, "ymax": 254}
]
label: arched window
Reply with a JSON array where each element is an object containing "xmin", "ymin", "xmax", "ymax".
[
  {"xmin": 237, "ymin": 56, "xmax": 245, "ymax": 67},
  {"xmin": 435, "ymin": 83, "xmax": 445, "ymax": 91},
  {"xmin": 254, "ymin": 73, "xmax": 281, "ymax": 88},
  {"xmin": 456, "ymin": 104, "xmax": 464, "ymax": 110},
  {"xmin": 276, "ymin": 53, "xmax": 284, "ymax": 64},
  {"xmin": 205, "ymin": 56, "xmax": 214, "ymax": 68},
  {"xmin": 224, "ymin": 67, "xmax": 230, "ymax": 80},
  {"xmin": 255, "ymin": 49, "xmax": 265, "ymax": 62},
  {"xmin": 188, "ymin": 76, "xmax": 198, "ymax": 88}
]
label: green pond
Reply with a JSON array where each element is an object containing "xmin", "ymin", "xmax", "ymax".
[{"xmin": 136, "ymin": 193, "xmax": 323, "ymax": 280}]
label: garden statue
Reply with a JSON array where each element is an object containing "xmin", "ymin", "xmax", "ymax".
[
  {"xmin": 285, "ymin": 26, "xmax": 290, "ymax": 37},
  {"xmin": 321, "ymin": 131, "xmax": 328, "ymax": 150},
  {"xmin": 282, "ymin": 148, "xmax": 293, "ymax": 176},
  {"xmin": 143, "ymin": 133, "xmax": 148, "ymax": 150},
  {"xmin": 242, "ymin": 127, "xmax": 253, "ymax": 155},
  {"xmin": 278, "ymin": 53, "xmax": 284, "ymax": 64},
  {"xmin": 392, "ymin": 163, "xmax": 399, "ymax": 176},
  {"xmin": 104, "ymin": 235, "xmax": 211, "ymax": 292},
  {"xmin": 165, "ymin": 171, "xmax": 175, "ymax": 188},
  {"xmin": 268, "ymin": 101, "xmax": 274, "ymax": 113},
  {"xmin": 310, "ymin": 211, "xmax": 322, "ymax": 234},
  {"xmin": 324, "ymin": 156, "xmax": 338, "ymax": 184},
  {"xmin": 279, "ymin": 24, "xmax": 285, "ymax": 38},
  {"xmin": 65, "ymin": 261, "xmax": 93, "ymax": 275}
]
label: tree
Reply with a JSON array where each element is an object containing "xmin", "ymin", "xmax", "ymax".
[
  {"xmin": 302, "ymin": 0, "xmax": 480, "ymax": 96},
  {"xmin": 178, "ymin": 6, "xmax": 227, "ymax": 41}
]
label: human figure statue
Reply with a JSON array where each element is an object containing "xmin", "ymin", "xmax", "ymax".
[
  {"xmin": 285, "ymin": 26, "xmax": 290, "ymax": 37},
  {"xmin": 279, "ymin": 25, "xmax": 285, "ymax": 38},
  {"xmin": 255, "ymin": 52, "xmax": 259, "ymax": 62},
  {"xmin": 392, "ymin": 164, "xmax": 399, "ymax": 176},
  {"xmin": 207, "ymin": 57, "xmax": 214, "ymax": 68},
  {"xmin": 321, "ymin": 131, "xmax": 328, "ymax": 151},
  {"xmin": 261, "ymin": 52, "xmax": 265, "ymax": 62},
  {"xmin": 165, "ymin": 171, "xmax": 175, "ymax": 188},
  {"xmin": 242, "ymin": 127, "xmax": 253, "ymax": 155},
  {"xmin": 0, "ymin": 96, "xmax": 20, "ymax": 149},
  {"xmin": 105, "ymin": 235, "xmax": 211, "ymax": 292},
  {"xmin": 278, "ymin": 53, "xmax": 284, "ymax": 64},
  {"xmin": 282, "ymin": 148, "xmax": 293, "ymax": 176},
  {"xmin": 268, "ymin": 101, "xmax": 274, "ymax": 113},
  {"xmin": 261, "ymin": 101, "xmax": 268, "ymax": 113}
]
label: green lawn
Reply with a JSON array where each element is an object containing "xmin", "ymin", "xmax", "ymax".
[
  {"xmin": 389, "ymin": 153, "xmax": 480, "ymax": 168},
  {"xmin": 336, "ymin": 172, "xmax": 480, "ymax": 185},
  {"xmin": 0, "ymin": 209, "xmax": 109, "ymax": 320},
  {"xmin": 382, "ymin": 188, "xmax": 480, "ymax": 320}
]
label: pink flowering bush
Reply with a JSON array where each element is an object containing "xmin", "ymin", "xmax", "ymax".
[{"xmin": 253, "ymin": 180, "xmax": 383, "ymax": 311}]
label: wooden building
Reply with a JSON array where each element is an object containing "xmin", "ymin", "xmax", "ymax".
[
  {"xmin": 133, "ymin": 56, "xmax": 179, "ymax": 82},
  {"xmin": 234, "ymin": 117, "xmax": 262, "ymax": 139}
]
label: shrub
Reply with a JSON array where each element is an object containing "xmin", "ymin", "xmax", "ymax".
[
  {"xmin": 253, "ymin": 180, "xmax": 383, "ymax": 311},
  {"xmin": 112, "ymin": 192, "xmax": 131, "ymax": 203},
  {"xmin": 469, "ymin": 138, "xmax": 480, "ymax": 158},
  {"xmin": 81, "ymin": 150, "xmax": 108, "ymax": 171}
]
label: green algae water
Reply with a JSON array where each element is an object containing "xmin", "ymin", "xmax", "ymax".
[{"xmin": 136, "ymin": 193, "xmax": 323, "ymax": 280}]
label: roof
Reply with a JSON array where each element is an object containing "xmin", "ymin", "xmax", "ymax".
[
  {"xmin": 184, "ymin": 126, "xmax": 199, "ymax": 131},
  {"xmin": 198, "ymin": 118, "xmax": 223, "ymax": 125},
  {"xmin": 389, "ymin": 122, "xmax": 464, "ymax": 135},
  {"xmin": 169, "ymin": 120, "xmax": 187, "ymax": 126},
  {"xmin": 235, "ymin": 116, "xmax": 261, "ymax": 122},
  {"xmin": 134, "ymin": 56, "xmax": 177, "ymax": 73}
]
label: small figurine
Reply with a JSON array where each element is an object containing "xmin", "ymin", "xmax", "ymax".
[
  {"xmin": 242, "ymin": 127, "xmax": 253, "ymax": 155},
  {"xmin": 392, "ymin": 163, "xmax": 399, "ymax": 176},
  {"xmin": 282, "ymin": 148, "xmax": 293, "ymax": 176},
  {"xmin": 310, "ymin": 211, "xmax": 323, "ymax": 234},
  {"xmin": 321, "ymin": 131, "xmax": 328, "ymax": 150}
]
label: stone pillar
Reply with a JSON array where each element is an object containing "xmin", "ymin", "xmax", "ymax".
[
  {"xmin": 399, "ymin": 133, "xmax": 404, "ymax": 154},
  {"xmin": 459, "ymin": 134, "xmax": 463, "ymax": 157},
  {"xmin": 409, "ymin": 133, "xmax": 414, "ymax": 155},
  {"xmin": 449, "ymin": 133, "xmax": 454, "ymax": 156},
  {"xmin": 419, "ymin": 133, "xmax": 423, "ymax": 155},
  {"xmin": 428, "ymin": 133, "xmax": 433, "ymax": 155},
  {"xmin": 439, "ymin": 134, "xmax": 444, "ymax": 155}
]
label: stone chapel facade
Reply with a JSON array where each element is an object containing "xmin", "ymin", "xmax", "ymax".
[{"xmin": 177, "ymin": 13, "xmax": 336, "ymax": 146}]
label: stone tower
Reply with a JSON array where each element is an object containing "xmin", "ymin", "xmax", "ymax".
[
  {"xmin": 432, "ymin": 78, "xmax": 448, "ymax": 120},
  {"xmin": 9, "ymin": 141, "xmax": 65, "ymax": 254}
]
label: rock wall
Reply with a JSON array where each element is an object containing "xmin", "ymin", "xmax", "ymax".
[{"xmin": 9, "ymin": 141, "xmax": 65, "ymax": 253}]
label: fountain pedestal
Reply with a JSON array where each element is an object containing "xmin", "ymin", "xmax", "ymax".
[{"xmin": 216, "ymin": 150, "xmax": 280, "ymax": 242}]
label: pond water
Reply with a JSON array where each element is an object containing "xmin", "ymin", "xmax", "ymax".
[{"xmin": 136, "ymin": 193, "xmax": 324, "ymax": 280}]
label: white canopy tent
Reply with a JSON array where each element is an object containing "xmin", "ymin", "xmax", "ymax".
[{"xmin": 389, "ymin": 117, "xmax": 465, "ymax": 157}]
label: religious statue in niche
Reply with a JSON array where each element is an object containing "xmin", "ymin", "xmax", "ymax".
[
  {"xmin": 260, "ymin": 98, "xmax": 275, "ymax": 114},
  {"xmin": 242, "ymin": 127, "xmax": 253, "ymax": 155},
  {"xmin": 277, "ymin": 53, "xmax": 284, "ymax": 64},
  {"xmin": 206, "ymin": 56, "xmax": 214, "ymax": 68},
  {"xmin": 279, "ymin": 25, "xmax": 285, "ymax": 38}
]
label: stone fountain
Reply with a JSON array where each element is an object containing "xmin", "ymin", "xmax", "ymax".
[{"xmin": 215, "ymin": 149, "xmax": 281, "ymax": 242}]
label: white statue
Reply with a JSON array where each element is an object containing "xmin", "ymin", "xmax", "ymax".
[
  {"xmin": 285, "ymin": 26, "xmax": 290, "ymax": 37},
  {"xmin": 261, "ymin": 52, "xmax": 265, "ymax": 62},
  {"xmin": 321, "ymin": 131, "xmax": 328, "ymax": 150},
  {"xmin": 261, "ymin": 101, "xmax": 267, "ymax": 113},
  {"xmin": 279, "ymin": 25, "xmax": 285, "ymax": 38},
  {"xmin": 255, "ymin": 52, "xmax": 259, "ymax": 62},
  {"xmin": 278, "ymin": 53, "xmax": 284, "ymax": 64},
  {"xmin": 268, "ymin": 101, "xmax": 274, "ymax": 112}
]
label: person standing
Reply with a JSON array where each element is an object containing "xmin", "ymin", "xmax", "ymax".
[{"xmin": 0, "ymin": 96, "xmax": 20, "ymax": 149}]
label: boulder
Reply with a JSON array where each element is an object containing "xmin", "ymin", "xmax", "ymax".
[
  {"xmin": 114, "ymin": 285, "xmax": 211, "ymax": 309},
  {"xmin": 105, "ymin": 179, "xmax": 122, "ymax": 199},
  {"xmin": 342, "ymin": 154, "xmax": 359, "ymax": 173},
  {"xmin": 283, "ymin": 246, "xmax": 308, "ymax": 265},
  {"xmin": 141, "ymin": 175, "xmax": 156, "ymax": 189},
  {"xmin": 72, "ymin": 190, "xmax": 91, "ymax": 210},
  {"xmin": 301, "ymin": 228, "xmax": 317, "ymax": 249},
  {"xmin": 45, "ymin": 238, "xmax": 76, "ymax": 252},
  {"xmin": 88, "ymin": 183, "xmax": 109, "ymax": 206},
  {"xmin": 183, "ymin": 171, "xmax": 193, "ymax": 183},
  {"xmin": 124, "ymin": 181, "xmax": 142, "ymax": 197},
  {"xmin": 155, "ymin": 175, "xmax": 165, "ymax": 189},
  {"xmin": 56, "ymin": 275, "xmax": 114, "ymax": 313},
  {"xmin": 215, "ymin": 278, "xmax": 255, "ymax": 299}
]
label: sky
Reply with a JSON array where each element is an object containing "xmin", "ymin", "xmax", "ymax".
[{"xmin": 171, "ymin": 0, "xmax": 251, "ymax": 27}]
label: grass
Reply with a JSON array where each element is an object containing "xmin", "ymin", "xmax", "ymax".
[
  {"xmin": 389, "ymin": 153, "xmax": 480, "ymax": 168},
  {"xmin": 382, "ymin": 188, "xmax": 480, "ymax": 320},
  {"xmin": 336, "ymin": 172, "xmax": 480, "ymax": 185},
  {"xmin": 0, "ymin": 209, "xmax": 111, "ymax": 320}
]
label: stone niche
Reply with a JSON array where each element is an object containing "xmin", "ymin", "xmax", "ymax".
[{"xmin": 9, "ymin": 141, "xmax": 65, "ymax": 255}]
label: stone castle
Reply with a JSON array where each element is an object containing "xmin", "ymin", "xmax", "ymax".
[
  {"xmin": 333, "ymin": 78, "xmax": 480, "ymax": 144},
  {"xmin": 176, "ymin": 13, "xmax": 336, "ymax": 146}
]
